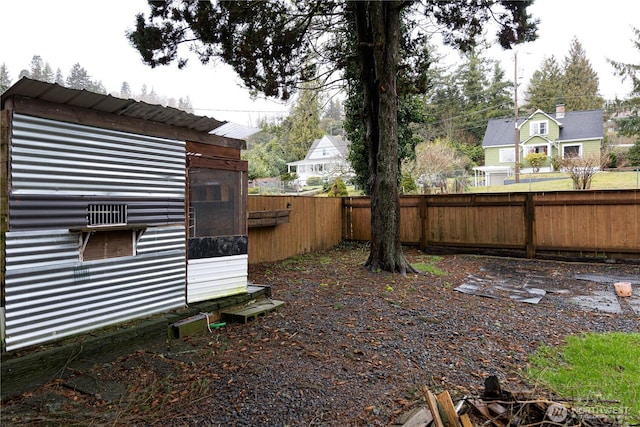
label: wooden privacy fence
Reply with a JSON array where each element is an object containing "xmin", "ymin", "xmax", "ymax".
[
  {"xmin": 248, "ymin": 190, "xmax": 639, "ymax": 264},
  {"xmin": 343, "ymin": 190, "xmax": 639, "ymax": 260},
  {"xmin": 248, "ymin": 196, "xmax": 342, "ymax": 263}
]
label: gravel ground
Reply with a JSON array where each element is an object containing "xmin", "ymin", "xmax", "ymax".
[{"xmin": 2, "ymin": 243, "xmax": 639, "ymax": 426}]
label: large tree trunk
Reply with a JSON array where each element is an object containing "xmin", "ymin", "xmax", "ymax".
[{"xmin": 353, "ymin": 1, "xmax": 417, "ymax": 274}]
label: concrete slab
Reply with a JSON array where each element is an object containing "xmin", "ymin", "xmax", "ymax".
[
  {"xmin": 623, "ymin": 292, "xmax": 640, "ymax": 315},
  {"xmin": 571, "ymin": 291, "xmax": 622, "ymax": 314},
  {"xmin": 63, "ymin": 375, "xmax": 127, "ymax": 403}
]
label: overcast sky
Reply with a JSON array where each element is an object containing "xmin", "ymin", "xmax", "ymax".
[{"xmin": 2, "ymin": 0, "xmax": 638, "ymax": 126}]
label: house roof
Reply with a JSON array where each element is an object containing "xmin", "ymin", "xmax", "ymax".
[
  {"xmin": 1, "ymin": 77, "xmax": 259, "ymax": 140},
  {"xmin": 482, "ymin": 109, "xmax": 603, "ymax": 147},
  {"xmin": 305, "ymin": 135, "xmax": 349, "ymax": 159}
]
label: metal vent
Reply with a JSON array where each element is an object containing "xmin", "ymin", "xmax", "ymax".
[{"xmin": 87, "ymin": 204, "xmax": 127, "ymax": 226}]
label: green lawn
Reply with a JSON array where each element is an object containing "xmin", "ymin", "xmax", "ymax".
[
  {"xmin": 528, "ymin": 332, "xmax": 640, "ymax": 424},
  {"xmin": 468, "ymin": 170, "xmax": 640, "ymax": 193}
]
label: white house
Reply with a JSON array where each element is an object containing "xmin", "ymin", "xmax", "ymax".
[{"xmin": 287, "ymin": 135, "xmax": 354, "ymax": 186}]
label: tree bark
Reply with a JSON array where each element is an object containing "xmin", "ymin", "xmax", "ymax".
[{"xmin": 353, "ymin": 1, "xmax": 417, "ymax": 274}]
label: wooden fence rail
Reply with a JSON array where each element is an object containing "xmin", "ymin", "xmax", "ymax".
[{"xmin": 248, "ymin": 190, "xmax": 639, "ymax": 264}]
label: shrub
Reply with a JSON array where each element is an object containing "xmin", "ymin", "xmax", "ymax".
[
  {"xmin": 327, "ymin": 178, "xmax": 348, "ymax": 197},
  {"xmin": 525, "ymin": 152, "xmax": 547, "ymax": 173},
  {"xmin": 560, "ymin": 153, "xmax": 604, "ymax": 190},
  {"xmin": 280, "ymin": 172, "xmax": 298, "ymax": 182},
  {"xmin": 306, "ymin": 176, "xmax": 324, "ymax": 186},
  {"xmin": 628, "ymin": 140, "xmax": 640, "ymax": 166},
  {"xmin": 605, "ymin": 150, "xmax": 618, "ymax": 168},
  {"xmin": 400, "ymin": 174, "xmax": 417, "ymax": 194}
]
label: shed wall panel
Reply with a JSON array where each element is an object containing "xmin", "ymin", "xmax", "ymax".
[
  {"xmin": 187, "ymin": 255, "xmax": 248, "ymax": 303},
  {"xmin": 3, "ymin": 226, "xmax": 185, "ymax": 351},
  {"xmin": 9, "ymin": 196, "xmax": 184, "ymax": 230},
  {"xmin": 10, "ymin": 114, "xmax": 185, "ymax": 197}
]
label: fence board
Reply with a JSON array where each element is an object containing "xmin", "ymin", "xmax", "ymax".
[{"xmin": 248, "ymin": 196, "xmax": 342, "ymax": 264}]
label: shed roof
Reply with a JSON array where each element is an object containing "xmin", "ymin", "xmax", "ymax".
[{"xmin": 1, "ymin": 77, "xmax": 259, "ymax": 140}]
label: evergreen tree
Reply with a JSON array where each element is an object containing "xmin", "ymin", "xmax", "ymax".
[
  {"xmin": 0, "ymin": 63, "xmax": 12, "ymax": 93},
  {"xmin": 55, "ymin": 68, "xmax": 65, "ymax": 85},
  {"xmin": 525, "ymin": 55, "xmax": 564, "ymax": 112},
  {"xmin": 425, "ymin": 47, "xmax": 511, "ymax": 162},
  {"xmin": 609, "ymin": 26, "xmax": 640, "ymax": 139},
  {"xmin": 65, "ymin": 63, "xmax": 94, "ymax": 90},
  {"xmin": 563, "ymin": 38, "xmax": 604, "ymax": 111},
  {"xmin": 42, "ymin": 62, "xmax": 55, "ymax": 83},
  {"xmin": 178, "ymin": 96, "xmax": 194, "ymax": 113},
  {"xmin": 285, "ymin": 81, "xmax": 324, "ymax": 161},
  {"xmin": 28, "ymin": 55, "xmax": 45, "ymax": 80},
  {"xmin": 120, "ymin": 81, "xmax": 132, "ymax": 98},
  {"xmin": 321, "ymin": 98, "xmax": 344, "ymax": 136}
]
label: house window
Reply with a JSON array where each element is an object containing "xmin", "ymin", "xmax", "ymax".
[
  {"xmin": 530, "ymin": 121, "xmax": 548, "ymax": 135},
  {"xmin": 563, "ymin": 144, "xmax": 582, "ymax": 159},
  {"xmin": 322, "ymin": 148, "xmax": 328, "ymax": 156},
  {"xmin": 499, "ymin": 148, "xmax": 515, "ymax": 163},
  {"xmin": 525, "ymin": 145, "xmax": 548, "ymax": 155}
]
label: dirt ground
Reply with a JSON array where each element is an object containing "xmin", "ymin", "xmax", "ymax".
[{"xmin": 2, "ymin": 243, "xmax": 639, "ymax": 426}]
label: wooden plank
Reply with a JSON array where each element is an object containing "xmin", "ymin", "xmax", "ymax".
[
  {"xmin": 459, "ymin": 414, "xmax": 473, "ymax": 427},
  {"xmin": 437, "ymin": 390, "xmax": 462, "ymax": 427},
  {"xmin": 423, "ymin": 387, "xmax": 445, "ymax": 427},
  {"xmin": 221, "ymin": 299, "xmax": 285, "ymax": 324},
  {"xmin": 399, "ymin": 406, "xmax": 433, "ymax": 427}
]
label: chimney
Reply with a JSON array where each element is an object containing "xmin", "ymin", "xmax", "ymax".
[{"xmin": 556, "ymin": 104, "xmax": 565, "ymax": 119}]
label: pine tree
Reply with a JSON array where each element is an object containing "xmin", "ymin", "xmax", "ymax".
[
  {"xmin": 285, "ymin": 82, "xmax": 324, "ymax": 161},
  {"xmin": 65, "ymin": 63, "xmax": 94, "ymax": 90},
  {"xmin": 28, "ymin": 55, "xmax": 44, "ymax": 80},
  {"xmin": 563, "ymin": 38, "xmax": 604, "ymax": 111},
  {"xmin": 55, "ymin": 68, "xmax": 64, "ymax": 85},
  {"xmin": 178, "ymin": 96, "xmax": 194, "ymax": 113},
  {"xmin": 526, "ymin": 55, "xmax": 564, "ymax": 112},
  {"xmin": 0, "ymin": 63, "xmax": 12, "ymax": 93},
  {"xmin": 609, "ymin": 26, "xmax": 640, "ymax": 139},
  {"xmin": 120, "ymin": 81, "xmax": 132, "ymax": 99}
]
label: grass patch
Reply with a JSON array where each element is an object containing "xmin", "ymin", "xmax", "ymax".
[
  {"xmin": 528, "ymin": 332, "xmax": 640, "ymax": 423},
  {"xmin": 412, "ymin": 261, "xmax": 447, "ymax": 276}
]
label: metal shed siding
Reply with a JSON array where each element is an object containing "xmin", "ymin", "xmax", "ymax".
[
  {"xmin": 187, "ymin": 255, "xmax": 248, "ymax": 303},
  {"xmin": 3, "ymin": 226, "xmax": 185, "ymax": 351},
  {"xmin": 9, "ymin": 196, "xmax": 184, "ymax": 230},
  {"xmin": 10, "ymin": 114, "xmax": 185, "ymax": 198}
]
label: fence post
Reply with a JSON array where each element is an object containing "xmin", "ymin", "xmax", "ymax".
[
  {"xmin": 419, "ymin": 196, "xmax": 428, "ymax": 252},
  {"xmin": 342, "ymin": 197, "xmax": 350, "ymax": 241},
  {"xmin": 525, "ymin": 193, "xmax": 536, "ymax": 258}
]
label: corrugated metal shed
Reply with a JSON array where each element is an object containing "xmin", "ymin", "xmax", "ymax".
[{"xmin": 1, "ymin": 77, "xmax": 247, "ymax": 135}]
